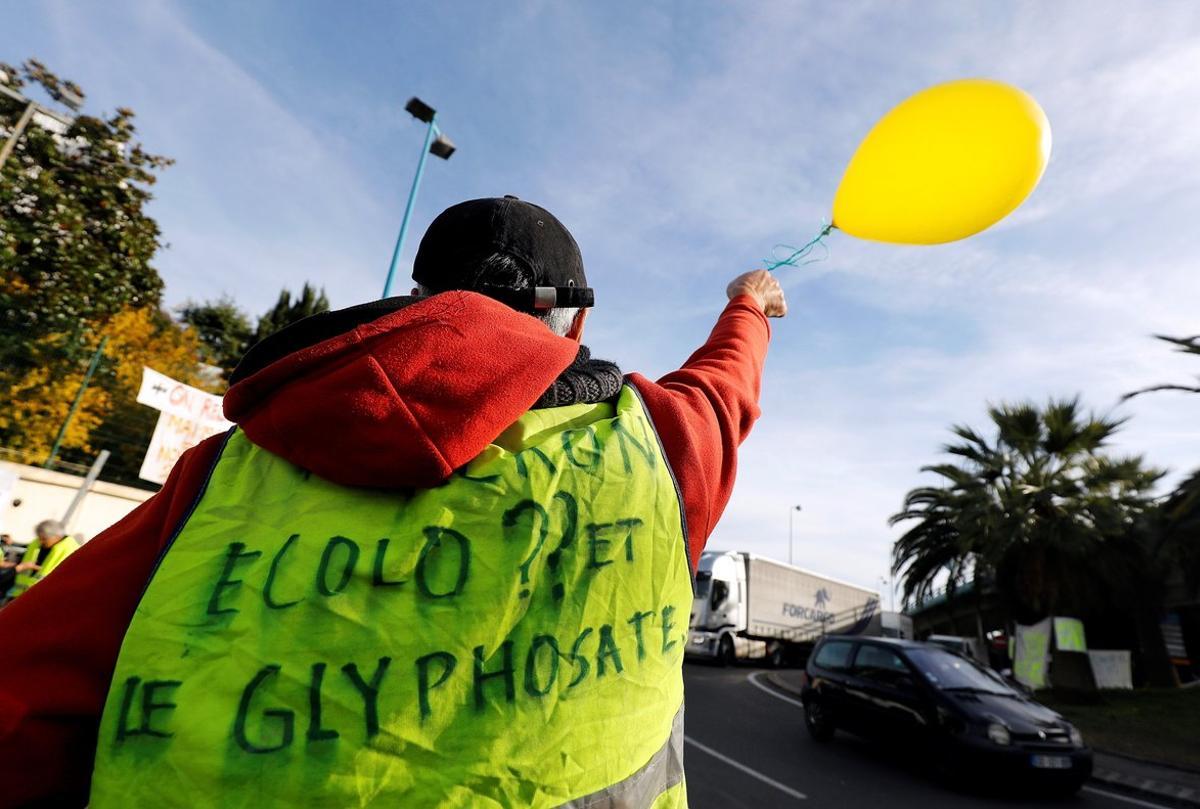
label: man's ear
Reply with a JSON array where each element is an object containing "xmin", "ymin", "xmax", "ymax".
[{"xmin": 566, "ymin": 309, "xmax": 589, "ymax": 342}]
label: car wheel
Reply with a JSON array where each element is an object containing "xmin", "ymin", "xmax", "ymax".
[
  {"xmin": 804, "ymin": 698, "xmax": 835, "ymax": 742},
  {"xmin": 718, "ymin": 635, "xmax": 736, "ymax": 667}
]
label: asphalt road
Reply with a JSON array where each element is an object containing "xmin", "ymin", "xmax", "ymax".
[{"xmin": 681, "ymin": 662, "xmax": 1172, "ymax": 809}]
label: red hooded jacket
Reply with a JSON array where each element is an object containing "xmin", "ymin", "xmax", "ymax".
[{"xmin": 0, "ymin": 291, "xmax": 770, "ymax": 806}]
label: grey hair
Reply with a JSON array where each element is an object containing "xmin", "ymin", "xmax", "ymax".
[
  {"xmin": 418, "ymin": 253, "xmax": 581, "ymax": 338},
  {"xmin": 36, "ymin": 519, "xmax": 65, "ymax": 538}
]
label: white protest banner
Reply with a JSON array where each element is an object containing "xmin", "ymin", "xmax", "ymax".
[
  {"xmin": 137, "ymin": 368, "xmax": 232, "ymax": 485},
  {"xmin": 137, "ymin": 367, "xmax": 229, "ymax": 425},
  {"xmin": 1088, "ymin": 650, "xmax": 1133, "ymax": 690}
]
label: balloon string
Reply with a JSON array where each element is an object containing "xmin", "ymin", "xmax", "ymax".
[{"xmin": 764, "ymin": 223, "xmax": 836, "ymax": 271}]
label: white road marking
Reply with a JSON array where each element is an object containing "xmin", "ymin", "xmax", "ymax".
[
  {"xmin": 684, "ymin": 735, "xmax": 808, "ymax": 801},
  {"xmin": 747, "ymin": 671, "xmax": 806, "ymax": 709},
  {"xmin": 1082, "ymin": 786, "xmax": 1178, "ymax": 809},
  {"xmin": 747, "ymin": 672, "xmax": 1175, "ymax": 809}
]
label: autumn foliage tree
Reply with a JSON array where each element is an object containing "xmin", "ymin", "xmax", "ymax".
[
  {"xmin": 0, "ymin": 59, "xmax": 212, "ymax": 482},
  {"xmin": 0, "ymin": 307, "xmax": 214, "ymax": 465},
  {"xmin": 1, "ymin": 60, "xmax": 171, "ymax": 371}
]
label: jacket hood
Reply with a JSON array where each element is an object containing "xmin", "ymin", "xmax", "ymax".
[{"xmin": 223, "ymin": 291, "xmax": 579, "ymax": 489}]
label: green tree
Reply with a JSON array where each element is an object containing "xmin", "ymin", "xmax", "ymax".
[
  {"xmin": 1160, "ymin": 469, "xmax": 1200, "ymax": 594},
  {"xmin": 0, "ymin": 59, "xmax": 172, "ymax": 373},
  {"xmin": 891, "ymin": 399, "xmax": 1164, "ymax": 622},
  {"xmin": 1126, "ymin": 334, "xmax": 1200, "ymax": 598},
  {"xmin": 0, "ymin": 58, "xmax": 176, "ymax": 461},
  {"xmin": 1123, "ymin": 335, "xmax": 1200, "ymax": 400},
  {"xmin": 253, "ymin": 282, "xmax": 329, "ymax": 343},
  {"xmin": 179, "ymin": 283, "xmax": 329, "ymax": 375},
  {"xmin": 178, "ymin": 296, "xmax": 253, "ymax": 373}
]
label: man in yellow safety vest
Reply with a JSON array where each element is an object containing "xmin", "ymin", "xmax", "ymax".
[
  {"xmin": 0, "ymin": 196, "xmax": 786, "ymax": 807},
  {"xmin": 2, "ymin": 518, "xmax": 80, "ymax": 600}
]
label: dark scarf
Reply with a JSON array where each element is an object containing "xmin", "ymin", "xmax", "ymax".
[{"xmin": 533, "ymin": 345, "xmax": 623, "ymax": 409}]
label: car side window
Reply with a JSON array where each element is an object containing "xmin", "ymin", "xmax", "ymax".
[
  {"xmin": 813, "ymin": 641, "xmax": 855, "ymax": 671},
  {"xmin": 853, "ymin": 645, "xmax": 912, "ymax": 687}
]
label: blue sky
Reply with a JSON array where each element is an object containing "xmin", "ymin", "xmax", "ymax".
[{"xmin": 7, "ymin": 1, "xmax": 1200, "ymax": 596}]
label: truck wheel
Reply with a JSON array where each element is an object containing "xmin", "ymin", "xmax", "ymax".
[
  {"xmin": 804, "ymin": 699, "xmax": 835, "ymax": 742},
  {"xmin": 768, "ymin": 644, "xmax": 785, "ymax": 669},
  {"xmin": 718, "ymin": 635, "xmax": 736, "ymax": 667}
]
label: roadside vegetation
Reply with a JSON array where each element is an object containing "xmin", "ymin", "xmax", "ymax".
[
  {"xmin": 890, "ymin": 337, "xmax": 1199, "ymax": 688},
  {"xmin": 1038, "ymin": 688, "xmax": 1200, "ymax": 771}
]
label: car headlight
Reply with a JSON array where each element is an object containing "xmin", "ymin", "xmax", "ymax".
[
  {"xmin": 1069, "ymin": 726, "xmax": 1083, "ymax": 748},
  {"xmin": 986, "ymin": 723, "xmax": 1011, "ymax": 746}
]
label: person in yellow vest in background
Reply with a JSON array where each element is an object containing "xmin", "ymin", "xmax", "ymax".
[
  {"xmin": 2, "ymin": 519, "xmax": 80, "ymax": 600},
  {"xmin": 0, "ymin": 196, "xmax": 785, "ymax": 807}
]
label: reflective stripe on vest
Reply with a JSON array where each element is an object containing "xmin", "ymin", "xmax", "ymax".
[
  {"xmin": 91, "ymin": 386, "xmax": 693, "ymax": 808},
  {"xmin": 10, "ymin": 536, "xmax": 79, "ymax": 597}
]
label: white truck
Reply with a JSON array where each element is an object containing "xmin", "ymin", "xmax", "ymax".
[{"xmin": 687, "ymin": 550, "xmax": 883, "ymax": 666}]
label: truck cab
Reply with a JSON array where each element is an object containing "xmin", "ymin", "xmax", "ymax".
[
  {"xmin": 688, "ymin": 551, "xmax": 765, "ymax": 664},
  {"xmin": 689, "ymin": 551, "xmax": 741, "ymax": 664}
]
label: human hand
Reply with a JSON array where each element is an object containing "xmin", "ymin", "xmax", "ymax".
[
  {"xmin": 15, "ymin": 562, "xmax": 40, "ymax": 573},
  {"xmin": 726, "ymin": 270, "xmax": 787, "ymax": 318},
  {"xmin": 0, "ymin": 561, "xmax": 14, "ymax": 569}
]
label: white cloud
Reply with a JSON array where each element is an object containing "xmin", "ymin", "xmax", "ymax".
[
  {"xmin": 8, "ymin": 1, "xmax": 1199, "ymax": 595},
  {"xmin": 36, "ymin": 0, "xmax": 396, "ymax": 313}
]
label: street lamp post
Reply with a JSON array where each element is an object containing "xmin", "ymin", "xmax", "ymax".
[
  {"xmin": 381, "ymin": 97, "xmax": 456, "ymax": 299},
  {"xmin": 788, "ymin": 504, "xmax": 802, "ymax": 565}
]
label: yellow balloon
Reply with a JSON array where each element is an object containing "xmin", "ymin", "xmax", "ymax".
[{"xmin": 832, "ymin": 79, "xmax": 1051, "ymax": 245}]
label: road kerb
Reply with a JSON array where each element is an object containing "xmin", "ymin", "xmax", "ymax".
[{"xmin": 765, "ymin": 670, "xmax": 806, "ymax": 699}]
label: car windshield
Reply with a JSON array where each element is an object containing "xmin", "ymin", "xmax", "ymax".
[{"xmin": 906, "ymin": 647, "xmax": 1015, "ymax": 695}]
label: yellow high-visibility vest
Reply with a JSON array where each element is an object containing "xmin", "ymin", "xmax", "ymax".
[
  {"xmin": 10, "ymin": 535, "xmax": 80, "ymax": 597},
  {"xmin": 91, "ymin": 386, "xmax": 692, "ymax": 808}
]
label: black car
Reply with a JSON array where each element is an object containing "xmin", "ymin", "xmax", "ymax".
[{"xmin": 800, "ymin": 637, "xmax": 1092, "ymax": 795}]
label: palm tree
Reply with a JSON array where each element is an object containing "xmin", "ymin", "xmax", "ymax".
[
  {"xmin": 1125, "ymin": 334, "xmax": 1200, "ymax": 588},
  {"xmin": 891, "ymin": 398, "xmax": 1164, "ymax": 624},
  {"xmin": 1122, "ymin": 335, "xmax": 1200, "ymax": 400},
  {"xmin": 1160, "ymin": 468, "xmax": 1200, "ymax": 594}
]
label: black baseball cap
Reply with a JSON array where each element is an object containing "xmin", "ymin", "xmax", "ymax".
[{"xmin": 412, "ymin": 196, "xmax": 594, "ymax": 311}]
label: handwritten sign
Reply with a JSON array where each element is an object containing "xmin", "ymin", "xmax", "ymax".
[
  {"xmin": 95, "ymin": 395, "xmax": 695, "ymax": 795},
  {"xmin": 137, "ymin": 368, "xmax": 232, "ymax": 485},
  {"xmin": 136, "ymin": 367, "xmax": 229, "ymax": 425},
  {"xmin": 1014, "ymin": 618, "xmax": 1052, "ymax": 689},
  {"xmin": 1054, "ymin": 617, "xmax": 1087, "ymax": 653}
]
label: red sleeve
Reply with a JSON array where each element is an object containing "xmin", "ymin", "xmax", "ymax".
[
  {"xmin": 0, "ymin": 434, "xmax": 226, "ymax": 807},
  {"xmin": 627, "ymin": 294, "xmax": 770, "ymax": 570}
]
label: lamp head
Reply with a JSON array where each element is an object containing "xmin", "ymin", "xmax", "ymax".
[
  {"xmin": 430, "ymin": 133, "xmax": 456, "ymax": 160},
  {"xmin": 405, "ymin": 97, "xmax": 436, "ymax": 123}
]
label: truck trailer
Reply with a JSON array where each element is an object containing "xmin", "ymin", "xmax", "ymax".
[{"xmin": 687, "ymin": 550, "xmax": 882, "ymax": 666}]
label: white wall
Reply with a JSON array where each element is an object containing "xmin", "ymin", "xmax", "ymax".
[{"xmin": 0, "ymin": 461, "xmax": 153, "ymax": 544}]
